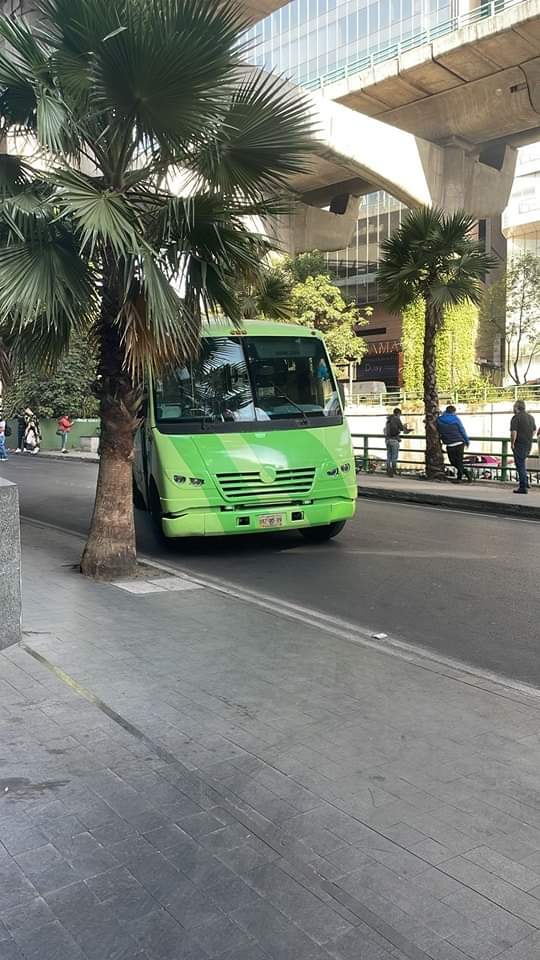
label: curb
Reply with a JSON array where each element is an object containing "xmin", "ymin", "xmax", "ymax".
[
  {"xmin": 357, "ymin": 484, "xmax": 540, "ymax": 520},
  {"xmin": 35, "ymin": 453, "xmax": 99, "ymax": 464}
]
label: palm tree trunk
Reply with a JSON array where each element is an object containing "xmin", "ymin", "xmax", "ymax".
[
  {"xmin": 423, "ymin": 299, "xmax": 445, "ymax": 479},
  {"xmin": 80, "ymin": 261, "xmax": 139, "ymax": 580}
]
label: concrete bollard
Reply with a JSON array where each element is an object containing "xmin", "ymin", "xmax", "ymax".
[{"xmin": 0, "ymin": 477, "xmax": 22, "ymax": 648}]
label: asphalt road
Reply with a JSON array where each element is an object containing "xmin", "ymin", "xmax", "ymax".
[{"xmin": 2, "ymin": 455, "xmax": 539, "ymax": 686}]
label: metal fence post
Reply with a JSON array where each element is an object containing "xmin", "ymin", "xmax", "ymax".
[
  {"xmin": 363, "ymin": 435, "xmax": 369, "ymax": 473},
  {"xmin": 501, "ymin": 438, "xmax": 509, "ymax": 482}
]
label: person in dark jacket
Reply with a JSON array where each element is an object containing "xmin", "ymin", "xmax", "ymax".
[
  {"xmin": 510, "ymin": 400, "xmax": 536, "ymax": 494},
  {"xmin": 383, "ymin": 408, "xmax": 411, "ymax": 476},
  {"xmin": 436, "ymin": 405, "xmax": 470, "ymax": 482}
]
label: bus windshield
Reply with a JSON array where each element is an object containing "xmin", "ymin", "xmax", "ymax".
[{"xmin": 154, "ymin": 335, "xmax": 341, "ymax": 430}]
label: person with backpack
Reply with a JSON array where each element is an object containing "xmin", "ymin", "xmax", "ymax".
[
  {"xmin": 436, "ymin": 405, "xmax": 470, "ymax": 483},
  {"xmin": 383, "ymin": 407, "xmax": 410, "ymax": 476}
]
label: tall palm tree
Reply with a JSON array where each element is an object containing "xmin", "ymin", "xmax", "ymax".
[
  {"xmin": 0, "ymin": 0, "xmax": 315, "ymax": 579},
  {"xmin": 377, "ymin": 207, "xmax": 496, "ymax": 478}
]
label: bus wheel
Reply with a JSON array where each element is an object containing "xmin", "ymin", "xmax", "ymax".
[
  {"xmin": 300, "ymin": 521, "xmax": 346, "ymax": 543},
  {"xmin": 132, "ymin": 476, "xmax": 146, "ymax": 511}
]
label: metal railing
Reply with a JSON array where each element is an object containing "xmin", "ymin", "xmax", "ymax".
[
  {"xmin": 345, "ymin": 383, "xmax": 540, "ymax": 407},
  {"xmin": 352, "ymin": 433, "xmax": 540, "ymax": 484},
  {"xmin": 303, "ymin": 0, "xmax": 523, "ymax": 92}
]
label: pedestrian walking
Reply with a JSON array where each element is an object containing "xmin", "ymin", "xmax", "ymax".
[
  {"xmin": 0, "ymin": 414, "xmax": 8, "ymax": 460},
  {"xmin": 57, "ymin": 414, "xmax": 73, "ymax": 453},
  {"xmin": 383, "ymin": 407, "xmax": 411, "ymax": 476},
  {"xmin": 436, "ymin": 405, "xmax": 471, "ymax": 483},
  {"xmin": 23, "ymin": 408, "xmax": 41, "ymax": 454},
  {"xmin": 510, "ymin": 400, "xmax": 536, "ymax": 495}
]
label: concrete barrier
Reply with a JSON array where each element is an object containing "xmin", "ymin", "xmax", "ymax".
[{"xmin": 0, "ymin": 478, "xmax": 22, "ymax": 648}]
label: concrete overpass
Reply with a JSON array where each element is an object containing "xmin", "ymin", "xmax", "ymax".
[
  {"xmin": 277, "ymin": 88, "xmax": 517, "ymax": 253},
  {"xmin": 308, "ymin": 0, "xmax": 540, "ymax": 158}
]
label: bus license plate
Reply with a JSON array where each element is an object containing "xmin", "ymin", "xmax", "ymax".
[{"xmin": 259, "ymin": 514, "xmax": 283, "ymax": 528}]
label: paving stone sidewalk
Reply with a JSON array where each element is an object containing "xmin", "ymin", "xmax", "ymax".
[{"xmin": 3, "ymin": 524, "xmax": 540, "ymax": 960}]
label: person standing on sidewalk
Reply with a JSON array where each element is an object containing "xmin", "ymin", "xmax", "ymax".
[
  {"xmin": 436, "ymin": 405, "xmax": 470, "ymax": 483},
  {"xmin": 510, "ymin": 400, "xmax": 536, "ymax": 495},
  {"xmin": 23, "ymin": 408, "xmax": 41, "ymax": 454},
  {"xmin": 0, "ymin": 414, "xmax": 8, "ymax": 460},
  {"xmin": 57, "ymin": 414, "xmax": 73, "ymax": 453},
  {"xmin": 14, "ymin": 410, "xmax": 26, "ymax": 453},
  {"xmin": 383, "ymin": 408, "xmax": 410, "ymax": 477}
]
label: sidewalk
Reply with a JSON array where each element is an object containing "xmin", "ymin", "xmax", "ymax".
[
  {"xmin": 358, "ymin": 473, "xmax": 540, "ymax": 519},
  {"xmin": 3, "ymin": 523, "xmax": 540, "ymax": 959}
]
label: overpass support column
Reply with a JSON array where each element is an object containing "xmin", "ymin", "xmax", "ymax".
[{"xmin": 434, "ymin": 143, "xmax": 517, "ymax": 218}]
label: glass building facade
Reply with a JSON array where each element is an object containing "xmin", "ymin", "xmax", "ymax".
[{"xmin": 245, "ymin": 0, "xmax": 457, "ymax": 89}]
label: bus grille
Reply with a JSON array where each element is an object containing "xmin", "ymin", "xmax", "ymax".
[{"xmin": 216, "ymin": 468, "xmax": 315, "ymax": 502}]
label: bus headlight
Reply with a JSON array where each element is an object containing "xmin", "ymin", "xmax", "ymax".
[
  {"xmin": 341, "ymin": 463, "xmax": 351, "ymax": 473},
  {"xmin": 173, "ymin": 474, "xmax": 205, "ymax": 486},
  {"xmin": 326, "ymin": 467, "xmax": 339, "ymax": 477}
]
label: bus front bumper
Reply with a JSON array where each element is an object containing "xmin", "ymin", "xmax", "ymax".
[{"xmin": 161, "ymin": 498, "xmax": 356, "ymax": 538}]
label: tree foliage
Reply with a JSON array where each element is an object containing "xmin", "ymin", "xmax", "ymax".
[
  {"xmin": 480, "ymin": 253, "xmax": 540, "ymax": 384},
  {"xmin": 402, "ymin": 300, "xmax": 479, "ymax": 395},
  {"xmin": 3, "ymin": 335, "xmax": 98, "ymax": 419},
  {"xmin": 285, "ymin": 250, "xmax": 327, "ymax": 282},
  {"xmin": 288, "ymin": 274, "xmax": 368, "ymax": 364},
  {"xmin": 238, "ymin": 264, "xmax": 293, "ymax": 321}
]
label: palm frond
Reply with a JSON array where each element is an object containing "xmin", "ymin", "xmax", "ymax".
[
  {"xmin": 0, "ymin": 221, "xmax": 96, "ymax": 336},
  {"xmin": 52, "ymin": 167, "xmax": 141, "ymax": 255},
  {"xmin": 119, "ymin": 251, "xmax": 199, "ymax": 378},
  {"xmin": 192, "ymin": 71, "xmax": 316, "ymax": 197},
  {"xmin": 78, "ymin": 0, "xmax": 249, "ymax": 151}
]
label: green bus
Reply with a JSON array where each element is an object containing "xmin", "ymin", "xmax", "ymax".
[{"xmin": 133, "ymin": 320, "xmax": 357, "ymax": 541}]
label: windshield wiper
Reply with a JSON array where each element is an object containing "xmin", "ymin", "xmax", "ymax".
[{"xmin": 272, "ymin": 393, "xmax": 309, "ymax": 426}]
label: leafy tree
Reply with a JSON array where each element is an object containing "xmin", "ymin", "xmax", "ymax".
[
  {"xmin": 481, "ymin": 253, "xmax": 540, "ymax": 384},
  {"xmin": 285, "ymin": 250, "xmax": 326, "ymax": 282},
  {"xmin": 402, "ymin": 300, "xmax": 478, "ymax": 395},
  {"xmin": 377, "ymin": 208, "xmax": 496, "ymax": 478},
  {"xmin": 3, "ymin": 335, "xmax": 98, "ymax": 419},
  {"xmin": 289, "ymin": 274, "xmax": 367, "ymax": 365},
  {"xmin": 0, "ymin": 0, "xmax": 314, "ymax": 579}
]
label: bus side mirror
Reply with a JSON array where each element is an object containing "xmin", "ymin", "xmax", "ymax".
[{"xmin": 337, "ymin": 382, "xmax": 345, "ymax": 406}]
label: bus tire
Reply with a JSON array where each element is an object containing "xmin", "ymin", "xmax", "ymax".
[
  {"xmin": 300, "ymin": 520, "xmax": 346, "ymax": 543},
  {"xmin": 132, "ymin": 476, "xmax": 146, "ymax": 511}
]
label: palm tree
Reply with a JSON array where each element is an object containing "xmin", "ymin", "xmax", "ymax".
[
  {"xmin": 377, "ymin": 207, "xmax": 496, "ymax": 478},
  {"xmin": 238, "ymin": 264, "xmax": 293, "ymax": 321},
  {"xmin": 0, "ymin": 0, "xmax": 315, "ymax": 579}
]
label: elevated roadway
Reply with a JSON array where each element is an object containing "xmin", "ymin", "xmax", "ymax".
[{"xmin": 309, "ymin": 0, "xmax": 540, "ymax": 158}]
